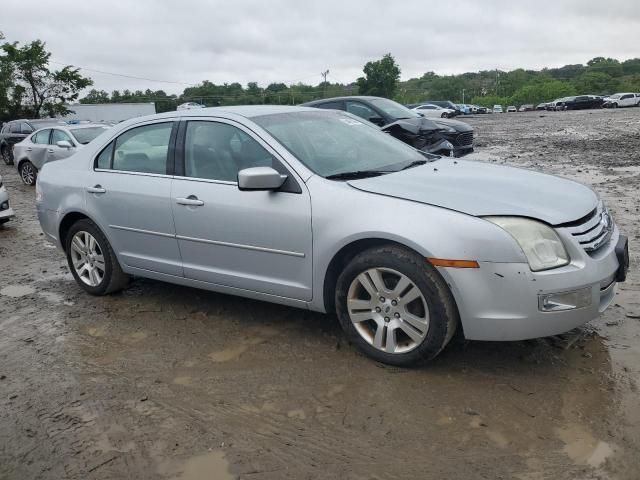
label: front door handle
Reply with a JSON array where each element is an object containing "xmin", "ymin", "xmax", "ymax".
[
  {"xmin": 176, "ymin": 195, "xmax": 204, "ymax": 206},
  {"xmin": 26, "ymin": 147, "xmax": 32, "ymax": 152},
  {"xmin": 47, "ymin": 149, "xmax": 54, "ymax": 153},
  {"xmin": 86, "ymin": 185, "xmax": 106, "ymax": 194}
]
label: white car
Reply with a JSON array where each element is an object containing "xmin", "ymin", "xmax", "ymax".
[
  {"xmin": 0, "ymin": 174, "xmax": 16, "ymax": 225},
  {"xmin": 411, "ymin": 104, "xmax": 455, "ymax": 118},
  {"xmin": 177, "ymin": 102, "xmax": 206, "ymax": 111},
  {"xmin": 603, "ymin": 93, "xmax": 639, "ymax": 108},
  {"xmin": 506, "ymin": 106, "xmax": 517, "ymax": 113},
  {"xmin": 493, "ymin": 105, "xmax": 503, "ymax": 113}
]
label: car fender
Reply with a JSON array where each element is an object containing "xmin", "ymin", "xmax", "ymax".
[{"xmin": 306, "ymin": 176, "xmax": 526, "ymax": 312}]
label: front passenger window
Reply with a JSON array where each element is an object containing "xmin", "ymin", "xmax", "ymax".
[
  {"xmin": 184, "ymin": 121, "xmax": 277, "ymax": 182},
  {"xmin": 112, "ymin": 123, "xmax": 173, "ymax": 174}
]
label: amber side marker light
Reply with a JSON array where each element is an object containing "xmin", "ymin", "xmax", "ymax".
[{"xmin": 427, "ymin": 258, "xmax": 480, "ymax": 269}]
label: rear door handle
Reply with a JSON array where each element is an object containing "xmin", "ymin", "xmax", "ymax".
[
  {"xmin": 26, "ymin": 147, "xmax": 32, "ymax": 152},
  {"xmin": 86, "ymin": 185, "xmax": 106, "ymax": 194},
  {"xmin": 176, "ymin": 195, "xmax": 204, "ymax": 206},
  {"xmin": 47, "ymin": 149, "xmax": 54, "ymax": 153}
]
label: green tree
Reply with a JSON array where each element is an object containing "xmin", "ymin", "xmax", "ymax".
[
  {"xmin": 1, "ymin": 39, "xmax": 92, "ymax": 118},
  {"xmin": 80, "ymin": 89, "xmax": 110, "ymax": 103},
  {"xmin": 356, "ymin": 53, "xmax": 400, "ymax": 98},
  {"xmin": 572, "ymin": 71, "xmax": 618, "ymax": 94}
]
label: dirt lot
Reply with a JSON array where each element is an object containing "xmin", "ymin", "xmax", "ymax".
[{"xmin": 0, "ymin": 108, "xmax": 639, "ymax": 480}]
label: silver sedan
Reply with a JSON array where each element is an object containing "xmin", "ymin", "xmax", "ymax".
[
  {"xmin": 13, "ymin": 124, "xmax": 110, "ymax": 185},
  {"xmin": 35, "ymin": 106, "xmax": 629, "ymax": 366}
]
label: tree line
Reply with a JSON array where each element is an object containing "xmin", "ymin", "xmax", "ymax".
[{"xmin": 2, "ymin": 31, "xmax": 640, "ymax": 122}]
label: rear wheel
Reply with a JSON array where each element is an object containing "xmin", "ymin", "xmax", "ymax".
[
  {"xmin": 1, "ymin": 146, "xmax": 12, "ymax": 165},
  {"xmin": 335, "ymin": 245, "xmax": 458, "ymax": 366},
  {"xmin": 612, "ymin": 103, "xmax": 618, "ymax": 109},
  {"xmin": 19, "ymin": 161, "xmax": 37, "ymax": 186},
  {"xmin": 65, "ymin": 219, "xmax": 130, "ymax": 295}
]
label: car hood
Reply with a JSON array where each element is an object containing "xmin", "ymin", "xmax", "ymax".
[
  {"xmin": 347, "ymin": 158, "xmax": 598, "ymax": 225},
  {"xmin": 382, "ymin": 116, "xmax": 440, "ymax": 134},
  {"xmin": 430, "ymin": 117, "xmax": 473, "ymax": 132}
]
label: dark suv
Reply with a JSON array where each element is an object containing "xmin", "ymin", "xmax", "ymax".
[{"xmin": 1, "ymin": 119, "xmax": 64, "ymax": 165}]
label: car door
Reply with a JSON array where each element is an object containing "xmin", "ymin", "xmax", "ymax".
[
  {"xmin": 85, "ymin": 119, "xmax": 183, "ymax": 276},
  {"xmin": 345, "ymin": 101, "xmax": 387, "ymax": 126},
  {"xmin": 171, "ymin": 118, "xmax": 313, "ymax": 301},
  {"xmin": 620, "ymin": 94, "xmax": 635, "ymax": 107},
  {"xmin": 25, "ymin": 129, "xmax": 52, "ymax": 169},
  {"xmin": 46, "ymin": 129, "xmax": 77, "ymax": 166}
]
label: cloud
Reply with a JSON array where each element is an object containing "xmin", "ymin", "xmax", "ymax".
[{"xmin": 2, "ymin": 0, "xmax": 638, "ymax": 94}]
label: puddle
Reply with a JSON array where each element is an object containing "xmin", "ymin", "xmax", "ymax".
[
  {"xmin": 0, "ymin": 285, "xmax": 36, "ymax": 298},
  {"xmin": 174, "ymin": 451, "xmax": 233, "ymax": 480},
  {"xmin": 37, "ymin": 291, "xmax": 65, "ymax": 304},
  {"xmin": 555, "ymin": 423, "xmax": 615, "ymax": 467}
]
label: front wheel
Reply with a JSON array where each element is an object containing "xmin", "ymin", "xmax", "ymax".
[
  {"xmin": 19, "ymin": 161, "xmax": 37, "ymax": 186},
  {"xmin": 65, "ymin": 219, "xmax": 130, "ymax": 295},
  {"xmin": 335, "ymin": 245, "xmax": 458, "ymax": 366},
  {"xmin": 1, "ymin": 146, "xmax": 12, "ymax": 165}
]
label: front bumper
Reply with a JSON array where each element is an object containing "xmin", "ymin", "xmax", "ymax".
[{"xmin": 439, "ymin": 226, "xmax": 626, "ymax": 341}]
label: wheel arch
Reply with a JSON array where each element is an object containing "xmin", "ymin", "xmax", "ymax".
[
  {"xmin": 321, "ymin": 237, "xmax": 457, "ymax": 315},
  {"xmin": 58, "ymin": 211, "xmax": 98, "ymax": 253}
]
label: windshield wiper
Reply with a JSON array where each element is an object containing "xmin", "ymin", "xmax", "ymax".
[
  {"xmin": 399, "ymin": 159, "xmax": 428, "ymax": 171},
  {"xmin": 325, "ymin": 170, "xmax": 392, "ymax": 180}
]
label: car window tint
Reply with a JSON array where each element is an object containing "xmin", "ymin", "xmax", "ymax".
[
  {"xmin": 51, "ymin": 129, "xmax": 73, "ymax": 145},
  {"xmin": 346, "ymin": 101, "xmax": 378, "ymax": 121},
  {"xmin": 33, "ymin": 129, "xmax": 51, "ymax": 144},
  {"xmin": 96, "ymin": 142, "xmax": 114, "ymax": 169},
  {"xmin": 113, "ymin": 123, "xmax": 172, "ymax": 174},
  {"xmin": 316, "ymin": 101, "xmax": 343, "ymax": 110},
  {"xmin": 20, "ymin": 123, "xmax": 34, "ymax": 134},
  {"xmin": 184, "ymin": 121, "xmax": 277, "ymax": 182},
  {"xmin": 10, "ymin": 123, "xmax": 21, "ymax": 133}
]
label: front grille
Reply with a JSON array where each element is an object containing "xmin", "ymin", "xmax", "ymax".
[
  {"xmin": 454, "ymin": 131, "xmax": 473, "ymax": 147},
  {"xmin": 563, "ymin": 202, "xmax": 613, "ymax": 253}
]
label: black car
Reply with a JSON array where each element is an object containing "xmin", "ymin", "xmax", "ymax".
[
  {"xmin": 1, "ymin": 119, "xmax": 65, "ymax": 165},
  {"xmin": 563, "ymin": 95, "xmax": 603, "ymax": 110},
  {"xmin": 301, "ymin": 96, "xmax": 474, "ymax": 157}
]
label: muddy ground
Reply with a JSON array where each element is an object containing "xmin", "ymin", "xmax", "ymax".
[{"xmin": 0, "ymin": 108, "xmax": 639, "ymax": 480}]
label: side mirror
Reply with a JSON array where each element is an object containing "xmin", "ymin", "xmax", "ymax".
[
  {"xmin": 56, "ymin": 140, "xmax": 73, "ymax": 149},
  {"xmin": 238, "ymin": 167, "xmax": 287, "ymax": 191}
]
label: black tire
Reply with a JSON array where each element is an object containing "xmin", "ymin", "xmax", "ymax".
[
  {"xmin": 19, "ymin": 161, "xmax": 37, "ymax": 186},
  {"xmin": 335, "ymin": 245, "xmax": 458, "ymax": 366},
  {"xmin": 612, "ymin": 103, "xmax": 618, "ymax": 109},
  {"xmin": 1, "ymin": 146, "xmax": 12, "ymax": 165},
  {"xmin": 65, "ymin": 219, "xmax": 130, "ymax": 295}
]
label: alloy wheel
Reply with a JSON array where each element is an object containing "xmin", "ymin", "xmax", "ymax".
[
  {"xmin": 20, "ymin": 162, "xmax": 36, "ymax": 185},
  {"xmin": 1, "ymin": 148, "xmax": 10, "ymax": 165},
  {"xmin": 347, "ymin": 267, "xmax": 430, "ymax": 354},
  {"xmin": 70, "ymin": 231, "xmax": 106, "ymax": 287}
]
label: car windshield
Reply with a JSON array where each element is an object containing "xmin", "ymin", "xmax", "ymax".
[
  {"xmin": 608, "ymin": 94, "xmax": 620, "ymax": 99},
  {"xmin": 254, "ymin": 110, "xmax": 427, "ymax": 178},
  {"xmin": 368, "ymin": 98, "xmax": 421, "ymax": 120},
  {"xmin": 70, "ymin": 126, "xmax": 108, "ymax": 145}
]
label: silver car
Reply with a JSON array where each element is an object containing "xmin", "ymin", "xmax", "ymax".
[
  {"xmin": 13, "ymin": 124, "xmax": 110, "ymax": 185},
  {"xmin": 35, "ymin": 106, "xmax": 629, "ymax": 366},
  {"xmin": 0, "ymin": 174, "xmax": 16, "ymax": 225}
]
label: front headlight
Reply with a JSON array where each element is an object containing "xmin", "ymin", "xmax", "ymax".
[{"xmin": 485, "ymin": 217, "xmax": 569, "ymax": 271}]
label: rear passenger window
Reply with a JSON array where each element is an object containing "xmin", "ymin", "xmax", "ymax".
[
  {"xmin": 32, "ymin": 129, "xmax": 51, "ymax": 144},
  {"xmin": 112, "ymin": 123, "xmax": 172, "ymax": 174},
  {"xmin": 95, "ymin": 142, "xmax": 114, "ymax": 169}
]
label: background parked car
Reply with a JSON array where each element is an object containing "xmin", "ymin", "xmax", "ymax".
[
  {"xmin": 13, "ymin": 124, "xmax": 110, "ymax": 185},
  {"xmin": 0, "ymin": 174, "xmax": 15, "ymax": 225},
  {"xmin": 177, "ymin": 102, "xmax": 206, "ymax": 110},
  {"xmin": 411, "ymin": 104, "xmax": 455, "ymax": 118},
  {"xmin": 419, "ymin": 101, "xmax": 461, "ymax": 116},
  {"xmin": 603, "ymin": 93, "xmax": 640, "ymax": 108},
  {"xmin": 506, "ymin": 106, "xmax": 517, "ymax": 113},
  {"xmin": 493, "ymin": 105, "xmax": 503, "ymax": 113},
  {"xmin": 302, "ymin": 96, "xmax": 474, "ymax": 156},
  {"xmin": 536, "ymin": 103, "xmax": 549, "ymax": 110},
  {"xmin": 564, "ymin": 95, "xmax": 604, "ymax": 110},
  {"xmin": 1, "ymin": 119, "xmax": 65, "ymax": 165},
  {"xmin": 518, "ymin": 104, "xmax": 534, "ymax": 112},
  {"xmin": 477, "ymin": 107, "xmax": 489, "ymax": 114}
]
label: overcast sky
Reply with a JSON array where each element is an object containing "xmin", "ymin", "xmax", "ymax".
[{"xmin": 2, "ymin": 0, "xmax": 639, "ymax": 95}]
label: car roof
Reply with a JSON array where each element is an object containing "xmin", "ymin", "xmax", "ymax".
[
  {"xmin": 139, "ymin": 105, "xmax": 322, "ymax": 121},
  {"xmin": 300, "ymin": 96, "xmax": 390, "ymax": 106}
]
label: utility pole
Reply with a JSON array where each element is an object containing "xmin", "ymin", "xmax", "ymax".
[
  {"xmin": 321, "ymin": 70, "xmax": 329, "ymax": 97},
  {"xmin": 462, "ymin": 89, "xmax": 465, "ymax": 104}
]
